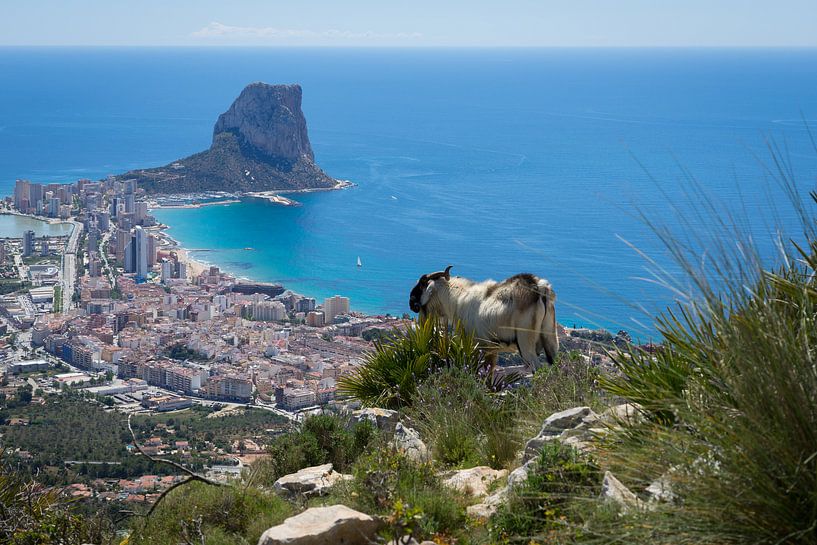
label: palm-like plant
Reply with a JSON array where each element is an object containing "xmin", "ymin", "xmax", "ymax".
[{"xmin": 338, "ymin": 318, "xmax": 493, "ymax": 409}]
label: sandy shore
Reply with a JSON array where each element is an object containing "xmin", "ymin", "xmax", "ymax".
[
  {"xmin": 175, "ymin": 247, "xmax": 209, "ymax": 278},
  {"xmin": 150, "ymin": 226, "xmax": 210, "ymax": 278}
]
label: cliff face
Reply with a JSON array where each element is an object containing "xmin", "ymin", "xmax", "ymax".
[
  {"xmin": 213, "ymin": 83, "xmax": 314, "ymax": 163},
  {"xmin": 121, "ymin": 82, "xmax": 335, "ymax": 194}
]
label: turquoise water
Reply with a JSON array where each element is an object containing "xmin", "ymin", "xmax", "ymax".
[
  {"xmin": 0, "ymin": 214, "xmax": 73, "ymax": 238},
  {"xmin": 2, "ymin": 48, "xmax": 817, "ymax": 335}
]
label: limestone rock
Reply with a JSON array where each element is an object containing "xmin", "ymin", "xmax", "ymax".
[
  {"xmin": 213, "ymin": 83, "xmax": 314, "ymax": 163},
  {"xmin": 120, "ymin": 82, "xmax": 336, "ymax": 194},
  {"xmin": 523, "ymin": 406, "xmax": 599, "ymax": 462},
  {"xmin": 600, "ymin": 471, "xmax": 640, "ymax": 511},
  {"xmin": 351, "ymin": 407, "xmax": 399, "ymax": 432},
  {"xmin": 441, "ymin": 466, "xmax": 507, "ymax": 498},
  {"xmin": 258, "ymin": 505, "xmax": 382, "ymax": 545},
  {"xmin": 646, "ymin": 473, "xmax": 676, "ymax": 503},
  {"xmin": 600, "ymin": 403, "xmax": 643, "ymax": 426},
  {"xmin": 507, "ymin": 459, "xmax": 537, "ymax": 493},
  {"xmin": 466, "ymin": 485, "xmax": 508, "ymax": 519},
  {"xmin": 273, "ymin": 463, "xmax": 352, "ymax": 498},
  {"xmin": 390, "ymin": 422, "xmax": 429, "ymax": 463}
]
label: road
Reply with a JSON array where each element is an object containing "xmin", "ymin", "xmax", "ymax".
[
  {"xmin": 60, "ymin": 219, "xmax": 83, "ymax": 313},
  {"xmin": 99, "ymin": 228, "xmax": 116, "ymax": 289}
]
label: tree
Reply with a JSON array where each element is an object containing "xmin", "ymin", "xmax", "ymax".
[{"xmin": 17, "ymin": 386, "xmax": 32, "ymax": 405}]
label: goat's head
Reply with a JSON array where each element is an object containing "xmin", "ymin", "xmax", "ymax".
[{"xmin": 408, "ymin": 265, "xmax": 452, "ymax": 313}]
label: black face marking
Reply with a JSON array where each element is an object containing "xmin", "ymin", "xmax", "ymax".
[{"xmin": 408, "ymin": 276, "xmax": 428, "ymax": 313}]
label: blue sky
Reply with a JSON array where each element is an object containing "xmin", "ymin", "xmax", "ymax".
[{"xmin": 2, "ymin": 0, "xmax": 816, "ymax": 47}]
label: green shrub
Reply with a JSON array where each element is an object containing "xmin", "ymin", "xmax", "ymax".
[
  {"xmin": 338, "ymin": 319, "xmax": 491, "ymax": 409},
  {"xmin": 337, "ymin": 447, "xmax": 468, "ymax": 540},
  {"xmin": 409, "ymin": 366, "xmax": 519, "ymax": 469},
  {"xmin": 489, "ymin": 442, "xmax": 599, "ymax": 543},
  {"xmin": 129, "ymin": 481, "xmax": 291, "ymax": 545},
  {"xmin": 254, "ymin": 414, "xmax": 376, "ymax": 483},
  {"xmin": 576, "ymin": 177, "xmax": 817, "ymax": 542}
]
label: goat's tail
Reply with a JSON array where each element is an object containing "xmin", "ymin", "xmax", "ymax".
[{"xmin": 535, "ymin": 279, "xmax": 555, "ymax": 303}]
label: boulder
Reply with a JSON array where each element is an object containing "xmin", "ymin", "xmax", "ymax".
[
  {"xmin": 258, "ymin": 505, "xmax": 382, "ymax": 545},
  {"xmin": 600, "ymin": 403, "xmax": 643, "ymax": 427},
  {"xmin": 390, "ymin": 422, "xmax": 429, "ymax": 463},
  {"xmin": 351, "ymin": 407, "xmax": 399, "ymax": 432},
  {"xmin": 466, "ymin": 485, "xmax": 508, "ymax": 520},
  {"xmin": 600, "ymin": 471, "xmax": 640, "ymax": 511},
  {"xmin": 646, "ymin": 472, "xmax": 676, "ymax": 503},
  {"xmin": 523, "ymin": 406, "xmax": 599, "ymax": 462},
  {"xmin": 273, "ymin": 463, "xmax": 352, "ymax": 498},
  {"xmin": 507, "ymin": 459, "xmax": 537, "ymax": 493},
  {"xmin": 441, "ymin": 466, "xmax": 508, "ymax": 498}
]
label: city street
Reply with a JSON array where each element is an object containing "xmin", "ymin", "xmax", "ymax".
[{"xmin": 60, "ymin": 219, "xmax": 83, "ymax": 313}]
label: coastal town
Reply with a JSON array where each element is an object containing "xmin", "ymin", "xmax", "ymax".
[
  {"xmin": 0, "ymin": 176, "xmax": 412, "ymax": 504},
  {"xmin": 2, "ymin": 176, "xmax": 406, "ymax": 408}
]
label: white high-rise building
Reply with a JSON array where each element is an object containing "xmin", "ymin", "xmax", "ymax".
[
  {"xmin": 251, "ymin": 300, "xmax": 287, "ymax": 321},
  {"xmin": 323, "ymin": 295, "xmax": 350, "ymax": 324},
  {"xmin": 133, "ymin": 226, "xmax": 148, "ymax": 282},
  {"xmin": 22, "ymin": 230, "xmax": 35, "ymax": 257},
  {"xmin": 14, "ymin": 180, "xmax": 30, "ymax": 212},
  {"xmin": 48, "ymin": 196, "xmax": 61, "ymax": 218},
  {"xmin": 160, "ymin": 259, "xmax": 173, "ymax": 284}
]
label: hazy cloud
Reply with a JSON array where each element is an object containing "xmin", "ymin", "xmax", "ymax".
[{"xmin": 191, "ymin": 22, "xmax": 422, "ymax": 41}]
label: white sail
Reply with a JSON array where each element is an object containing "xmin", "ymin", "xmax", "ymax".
[{"xmin": 356, "ymin": 256, "xmax": 362, "ymax": 267}]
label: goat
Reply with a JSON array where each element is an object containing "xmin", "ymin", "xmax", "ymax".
[{"xmin": 408, "ymin": 265, "xmax": 558, "ymax": 372}]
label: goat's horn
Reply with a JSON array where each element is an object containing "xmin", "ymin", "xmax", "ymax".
[{"xmin": 428, "ymin": 265, "xmax": 453, "ymax": 281}]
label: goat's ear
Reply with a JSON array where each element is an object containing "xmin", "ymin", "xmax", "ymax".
[{"xmin": 420, "ymin": 279, "xmax": 436, "ymax": 306}]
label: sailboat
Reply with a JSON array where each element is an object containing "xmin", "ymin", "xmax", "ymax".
[{"xmin": 356, "ymin": 256, "xmax": 362, "ymax": 268}]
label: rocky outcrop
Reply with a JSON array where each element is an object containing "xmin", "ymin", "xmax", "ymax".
[
  {"xmin": 522, "ymin": 406, "xmax": 600, "ymax": 461},
  {"xmin": 507, "ymin": 459, "xmax": 537, "ymax": 493},
  {"xmin": 273, "ymin": 463, "xmax": 352, "ymax": 498},
  {"xmin": 600, "ymin": 403, "xmax": 643, "ymax": 427},
  {"xmin": 600, "ymin": 471, "xmax": 640, "ymax": 511},
  {"xmin": 441, "ymin": 466, "xmax": 507, "ymax": 498},
  {"xmin": 213, "ymin": 83, "xmax": 314, "ymax": 163},
  {"xmin": 258, "ymin": 505, "xmax": 382, "ymax": 545},
  {"xmin": 120, "ymin": 82, "xmax": 336, "ymax": 194},
  {"xmin": 466, "ymin": 486, "xmax": 509, "ymax": 519},
  {"xmin": 351, "ymin": 407, "xmax": 400, "ymax": 432},
  {"xmin": 390, "ymin": 422, "xmax": 430, "ymax": 463}
]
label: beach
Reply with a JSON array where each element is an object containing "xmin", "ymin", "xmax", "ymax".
[{"xmin": 151, "ymin": 226, "xmax": 209, "ymax": 279}]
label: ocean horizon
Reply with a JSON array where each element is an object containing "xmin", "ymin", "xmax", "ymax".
[{"xmin": 2, "ymin": 47, "xmax": 816, "ymax": 337}]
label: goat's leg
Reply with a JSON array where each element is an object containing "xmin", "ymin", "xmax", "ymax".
[{"xmin": 517, "ymin": 331, "xmax": 542, "ymax": 371}]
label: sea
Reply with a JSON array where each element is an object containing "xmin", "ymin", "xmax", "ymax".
[{"xmin": 1, "ymin": 47, "xmax": 816, "ymax": 337}]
